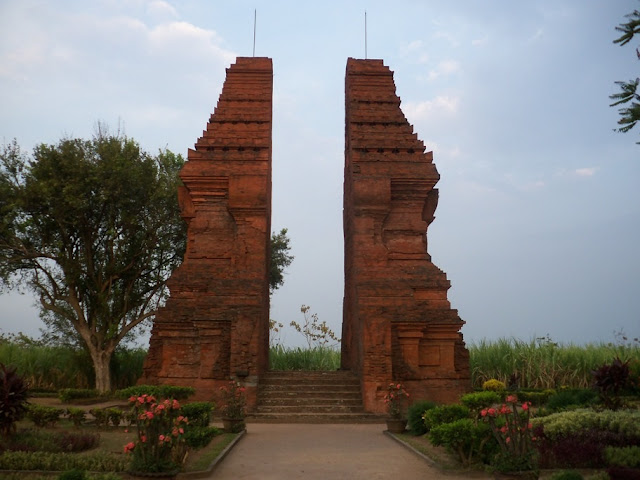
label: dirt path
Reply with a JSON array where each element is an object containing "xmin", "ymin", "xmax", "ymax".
[{"xmin": 208, "ymin": 423, "xmax": 490, "ymax": 480}]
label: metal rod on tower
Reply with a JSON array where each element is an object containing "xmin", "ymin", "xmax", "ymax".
[
  {"xmin": 253, "ymin": 9, "xmax": 257, "ymax": 57},
  {"xmin": 365, "ymin": 11, "xmax": 367, "ymax": 59}
]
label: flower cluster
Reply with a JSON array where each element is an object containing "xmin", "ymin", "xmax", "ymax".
[
  {"xmin": 481, "ymin": 394, "xmax": 538, "ymax": 473},
  {"xmin": 383, "ymin": 383, "xmax": 409, "ymax": 419},
  {"xmin": 219, "ymin": 381, "xmax": 247, "ymax": 420},
  {"xmin": 123, "ymin": 394, "xmax": 189, "ymax": 473}
]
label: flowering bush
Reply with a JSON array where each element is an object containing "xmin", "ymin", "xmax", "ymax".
[
  {"xmin": 124, "ymin": 394, "xmax": 188, "ymax": 473},
  {"xmin": 481, "ymin": 394, "xmax": 538, "ymax": 473},
  {"xmin": 219, "ymin": 381, "xmax": 246, "ymax": 420},
  {"xmin": 383, "ymin": 383, "xmax": 409, "ymax": 419}
]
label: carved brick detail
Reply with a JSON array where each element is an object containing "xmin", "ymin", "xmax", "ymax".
[
  {"xmin": 140, "ymin": 57, "xmax": 273, "ymax": 405},
  {"xmin": 342, "ymin": 58, "xmax": 470, "ymax": 412}
]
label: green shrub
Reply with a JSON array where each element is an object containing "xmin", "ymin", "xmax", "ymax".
[
  {"xmin": 180, "ymin": 402, "xmax": 214, "ymax": 427},
  {"xmin": 549, "ymin": 470, "xmax": 584, "ymax": 480},
  {"xmin": 105, "ymin": 408, "xmax": 123, "ymax": 427},
  {"xmin": 604, "ymin": 446, "xmax": 640, "ymax": 468},
  {"xmin": 460, "ymin": 391, "xmax": 501, "ymax": 417},
  {"xmin": 66, "ymin": 407, "xmax": 86, "ymax": 427},
  {"xmin": 422, "ymin": 404, "xmax": 470, "ymax": 432},
  {"xmin": 0, "ymin": 450, "xmax": 128, "ymax": 472},
  {"xmin": 406, "ymin": 400, "xmax": 436, "ymax": 435},
  {"xmin": 482, "ymin": 379, "xmax": 506, "ymax": 391},
  {"xmin": 89, "ymin": 408, "xmax": 109, "ymax": 429},
  {"xmin": 0, "ymin": 363, "xmax": 29, "ymax": 435},
  {"xmin": 58, "ymin": 469, "xmax": 88, "ymax": 480},
  {"xmin": 532, "ymin": 408, "xmax": 640, "ymax": 439},
  {"xmin": 58, "ymin": 389, "xmax": 100, "ymax": 404},
  {"xmin": 26, "ymin": 405, "xmax": 63, "ymax": 428},
  {"xmin": 518, "ymin": 389, "xmax": 556, "ymax": 406},
  {"xmin": 546, "ymin": 389, "xmax": 598, "ymax": 411},
  {"xmin": 429, "ymin": 418, "xmax": 493, "ymax": 466},
  {"xmin": 0, "ymin": 429, "xmax": 100, "ymax": 453},
  {"xmin": 115, "ymin": 385, "xmax": 195, "ymax": 400},
  {"xmin": 183, "ymin": 425, "xmax": 222, "ymax": 449}
]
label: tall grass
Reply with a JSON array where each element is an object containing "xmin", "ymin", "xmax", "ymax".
[
  {"xmin": 269, "ymin": 345, "xmax": 341, "ymax": 371},
  {"xmin": 0, "ymin": 341, "xmax": 147, "ymax": 391},
  {"xmin": 469, "ymin": 337, "xmax": 640, "ymax": 389}
]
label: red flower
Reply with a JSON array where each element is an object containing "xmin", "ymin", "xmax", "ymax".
[
  {"xmin": 124, "ymin": 441, "xmax": 135, "ymax": 453},
  {"xmin": 521, "ymin": 402, "xmax": 529, "ymax": 411},
  {"xmin": 505, "ymin": 395, "xmax": 517, "ymax": 403}
]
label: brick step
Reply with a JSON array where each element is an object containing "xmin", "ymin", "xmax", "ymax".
[
  {"xmin": 259, "ymin": 390, "xmax": 361, "ymax": 399},
  {"xmin": 256, "ymin": 404, "xmax": 365, "ymax": 414},
  {"xmin": 259, "ymin": 397, "xmax": 363, "ymax": 407},
  {"xmin": 259, "ymin": 384, "xmax": 360, "ymax": 393},
  {"xmin": 261, "ymin": 372, "xmax": 359, "ymax": 386},
  {"xmin": 247, "ymin": 412, "xmax": 386, "ymax": 424}
]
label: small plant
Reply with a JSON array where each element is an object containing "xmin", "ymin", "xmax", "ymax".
[
  {"xmin": 481, "ymin": 394, "xmax": 538, "ymax": 474},
  {"xmin": 124, "ymin": 394, "xmax": 188, "ymax": 473},
  {"xmin": 26, "ymin": 404, "xmax": 63, "ymax": 428},
  {"xmin": 58, "ymin": 389, "xmax": 100, "ymax": 404},
  {"xmin": 66, "ymin": 407, "xmax": 86, "ymax": 428},
  {"xmin": 57, "ymin": 468, "xmax": 88, "ymax": 480},
  {"xmin": 0, "ymin": 363, "xmax": 29, "ymax": 436},
  {"xmin": 406, "ymin": 400, "xmax": 436, "ymax": 435},
  {"xmin": 183, "ymin": 425, "xmax": 221, "ymax": 449},
  {"xmin": 549, "ymin": 471, "xmax": 584, "ymax": 480},
  {"xmin": 460, "ymin": 391, "xmax": 501, "ymax": 421},
  {"xmin": 180, "ymin": 402, "xmax": 214, "ymax": 427},
  {"xmin": 116, "ymin": 385, "xmax": 195, "ymax": 400},
  {"xmin": 89, "ymin": 408, "xmax": 109, "ymax": 429},
  {"xmin": 106, "ymin": 408, "xmax": 123, "ymax": 427},
  {"xmin": 219, "ymin": 381, "xmax": 246, "ymax": 420},
  {"xmin": 383, "ymin": 383, "xmax": 409, "ymax": 419},
  {"xmin": 483, "ymin": 379, "xmax": 506, "ymax": 392},
  {"xmin": 429, "ymin": 418, "xmax": 493, "ymax": 466},
  {"xmin": 604, "ymin": 445, "xmax": 640, "ymax": 468},
  {"xmin": 422, "ymin": 404, "xmax": 470, "ymax": 432},
  {"xmin": 290, "ymin": 305, "xmax": 341, "ymax": 348},
  {"xmin": 592, "ymin": 356, "xmax": 631, "ymax": 410},
  {"xmin": 545, "ymin": 388, "xmax": 598, "ymax": 412}
]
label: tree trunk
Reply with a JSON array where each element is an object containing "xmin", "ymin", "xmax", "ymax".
[{"xmin": 89, "ymin": 347, "xmax": 113, "ymax": 393}]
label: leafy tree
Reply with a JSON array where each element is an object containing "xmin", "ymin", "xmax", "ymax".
[
  {"xmin": 269, "ymin": 228, "xmax": 293, "ymax": 293},
  {"xmin": 610, "ymin": 8, "xmax": 640, "ymax": 142},
  {"xmin": 0, "ymin": 131, "xmax": 186, "ymax": 392}
]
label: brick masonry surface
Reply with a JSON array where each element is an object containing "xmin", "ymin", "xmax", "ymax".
[
  {"xmin": 140, "ymin": 57, "xmax": 273, "ymax": 406},
  {"xmin": 342, "ymin": 58, "xmax": 470, "ymax": 413}
]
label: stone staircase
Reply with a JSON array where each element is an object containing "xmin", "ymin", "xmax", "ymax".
[{"xmin": 249, "ymin": 371, "xmax": 384, "ymax": 423}]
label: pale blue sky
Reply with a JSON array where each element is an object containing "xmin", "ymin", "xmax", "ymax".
[{"xmin": 0, "ymin": 0, "xmax": 638, "ymax": 347}]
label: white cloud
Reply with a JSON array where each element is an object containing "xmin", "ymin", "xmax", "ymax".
[
  {"xmin": 146, "ymin": 0, "xmax": 178, "ymax": 19},
  {"xmin": 403, "ymin": 95, "xmax": 460, "ymax": 122},
  {"xmin": 428, "ymin": 59, "xmax": 461, "ymax": 80},
  {"xmin": 574, "ymin": 167, "xmax": 597, "ymax": 177},
  {"xmin": 472, "ymin": 35, "xmax": 488, "ymax": 47}
]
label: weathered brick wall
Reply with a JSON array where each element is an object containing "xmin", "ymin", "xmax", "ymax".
[
  {"xmin": 140, "ymin": 57, "xmax": 273, "ymax": 407},
  {"xmin": 342, "ymin": 58, "xmax": 470, "ymax": 413}
]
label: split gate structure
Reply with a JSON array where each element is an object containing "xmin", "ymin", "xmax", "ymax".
[{"xmin": 141, "ymin": 56, "xmax": 470, "ymax": 413}]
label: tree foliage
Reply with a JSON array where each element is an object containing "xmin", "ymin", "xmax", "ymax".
[
  {"xmin": 611, "ymin": 8, "xmax": 640, "ymax": 142},
  {"xmin": 269, "ymin": 228, "xmax": 293, "ymax": 293},
  {"xmin": 0, "ymin": 131, "xmax": 186, "ymax": 391}
]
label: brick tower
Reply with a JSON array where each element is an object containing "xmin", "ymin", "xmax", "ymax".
[
  {"xmin": 140, "ymin": 57, "xmax": 273, "ymax": 406},
  {"xmin": 342, "ymin": 58, "xmax": 470, "ymax": 412}
]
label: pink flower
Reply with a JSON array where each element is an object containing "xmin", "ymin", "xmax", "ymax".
[
  {"xmin": 123, "ymin": 442, "xmax": 135, "ymax": 453},
  {"xmin": 500, "ymin": 426, "xmax": 508, "ymax": 434},
  {"xmin": 506, "ymin": 395, "xmax": 517, "ymax": 403},
  {"xmin": 141, "ymin": 435, "xmax": 147, "ymax": 443},
  {"xmin": 487, "ymin": 408, "xmax": 496, "ymax": 416},
  {"xmin": 521, "ymin": 402, "xmax": 529, "ymax": 411},
  {"xmin": 481, "ymin": 409, "xmax": 487, "ymax": 417},
  {"xmin": 506, "ymin": 437, "xmax": 511, "ymax": 444},
  {"xmin": 172, "ymin": 428, "xmax": 179, "ymax": 437},
  {"xmin": 179, "ymin": 427, "xmax": 184, "ymax": 434},
  {"xmin": 124, "ymin": 429, "xmax": 129, "ymax": 433},
  {"xmin": 146, "ymin": 411, "xmax": 154, "ymax": 420},
  {"xmin": 172, "ymin": 399, "xmax": 180, "ymax": 410},
  {"xmin": 159, "ymin": 434, "xmax": 165, "ymax": 441},
  {"xmin": 137, "ymin": 396, "xmax": 145, "ymax": 404},
  {"xmin": 128, "ymin": 396, "xmax": 136, "ymax": 403}
]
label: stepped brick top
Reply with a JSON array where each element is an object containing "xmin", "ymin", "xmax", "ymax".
[
  {"xmin": 342, "ymin": 58, "xmax": 470, "ymax": 411},
  {"xmin": 140, "ymin": 57, "xmax": 273, "ymax": 403}
]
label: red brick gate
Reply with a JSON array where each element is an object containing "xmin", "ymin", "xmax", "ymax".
[{"xmin": 140, "ymin": 57, "xmax": 470, "ymax": 411}]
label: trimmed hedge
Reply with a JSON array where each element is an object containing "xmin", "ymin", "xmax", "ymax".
[{"xmin": 115, "ymin": 385, "xmax": 195, "ymax": 400}]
